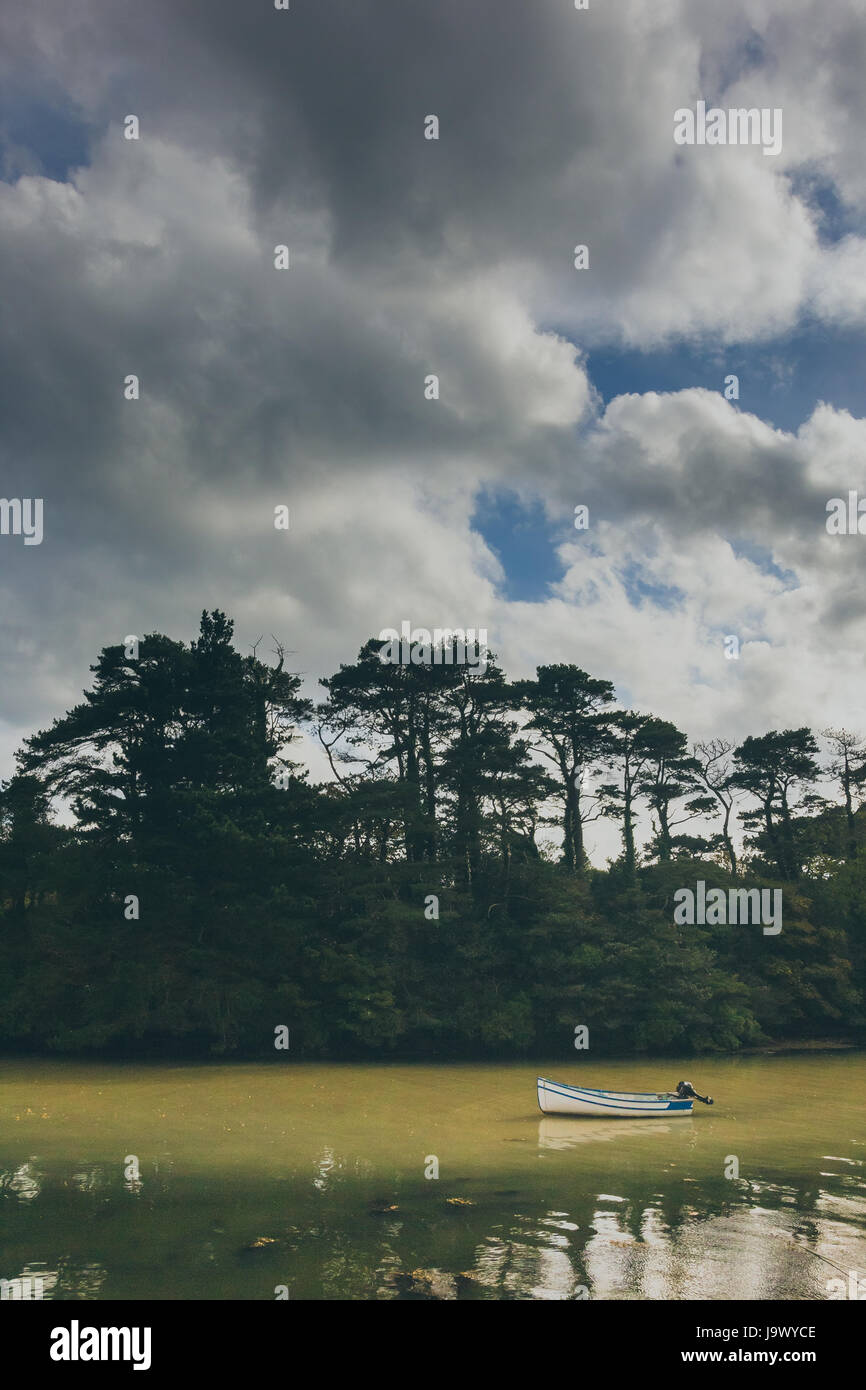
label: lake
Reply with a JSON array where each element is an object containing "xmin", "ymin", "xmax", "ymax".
[{"xmin": 1, "ymin": 1054, "xmax": 864, "ymax": 1300}]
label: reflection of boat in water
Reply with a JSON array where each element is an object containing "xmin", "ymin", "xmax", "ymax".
[
  {"xmin": 538, "ymin": 1116, "xmax": 690, "ymax": 1148},
  {"xmin": 538, "ymin": 1077, "xmax": 696, "ymax": 1118}
]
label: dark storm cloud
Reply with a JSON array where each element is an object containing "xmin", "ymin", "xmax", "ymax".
[{"xmin": 0, "ymin": 0, "xmax": 736, "ymax": 327}]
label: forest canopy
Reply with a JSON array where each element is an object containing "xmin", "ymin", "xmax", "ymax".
[{"xmin": 0, "ymin": 610, "xmax": 863, "ymax": 1058}]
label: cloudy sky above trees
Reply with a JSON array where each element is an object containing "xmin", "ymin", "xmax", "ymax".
[{"xmin": 1, "ymin": 0, "xmax": 865, "ymax": 858}]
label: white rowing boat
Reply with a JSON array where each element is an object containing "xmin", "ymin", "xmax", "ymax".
[{"xmin": 537, "ymin": 1076, "xmax": 696, "ymax": 1118}]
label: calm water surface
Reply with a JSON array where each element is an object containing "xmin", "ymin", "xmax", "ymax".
[{"xmin": 1, "ymin": 1054, "xmax": 864, "ymax": 1300}]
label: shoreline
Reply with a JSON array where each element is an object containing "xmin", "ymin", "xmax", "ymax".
[{"xmin": 0, "ymin": 1038, "xmax": 862, "ymax": 1067}]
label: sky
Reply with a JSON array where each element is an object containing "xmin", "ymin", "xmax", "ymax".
[{"xmin": 1, "ymin": 0, "xmax": 865, "ymax": 862}]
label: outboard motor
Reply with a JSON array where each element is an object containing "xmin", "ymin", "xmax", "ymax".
[{"xmin": 676, "ymin": 1079, "xmax": 714, "ymax": 1105}]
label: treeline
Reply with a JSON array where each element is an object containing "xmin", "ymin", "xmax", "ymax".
[{"xmin": 0, "ymin": 610, "xmax": 863, "ymax": 1057}]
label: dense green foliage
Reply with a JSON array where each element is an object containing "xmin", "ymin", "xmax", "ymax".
[{"xmin": 0, "ymin": 612, "xmax": 863, "ymax": 1057}]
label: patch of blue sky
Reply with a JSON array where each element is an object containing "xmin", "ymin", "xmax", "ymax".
[
  {"xmin": 615, "ymin": 558, "xmax": 685, "ymax": 612},
  {"xmin": 584, "ymin": 324, "xmax": 866, "ymax": 435},
  {"xmin": 786, "ymin": 167, "xmax": 859, "ymax": 246},
  {"xmin": 471, "ymin": 488, "xmax": 570, "ymax": 602},
  {"xmin": 472, "ymin": 490, "xmax": 692, "ymax": 611},
  {"xmin": 0, "ymin": 94, "xmax": 91, "ymax": 183},
  {"xmin": 727, "ymin": 539, "xmax": 799, "ymax": 589}
]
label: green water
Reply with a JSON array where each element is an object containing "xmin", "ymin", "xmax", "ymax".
[{"xmin": 1, "ymin": 1054, "xmax": 864, "ymax": 1300}]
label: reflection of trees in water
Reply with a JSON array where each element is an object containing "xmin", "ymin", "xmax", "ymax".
[
  {"xmin": 287, "ymin": 1173, "xmax": 864, "ymax": 1299},
  {"xmin": 368, "ymin": 1174, "xmax": 863, "ymax": 1300},
  {"xmin": 53, "ymin": 1260, "xmax": 107, "ymax": 1299},
  {"xmin": 3, "ymin": 1156, "xmax": 863, "ymax": 1300},
  {"xmin": 0, "ymin": 1161, "xmax": 44, "ymax": 1202}
]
